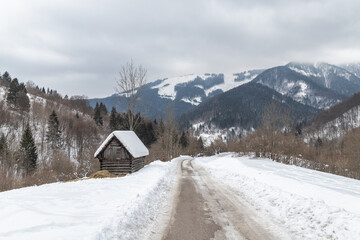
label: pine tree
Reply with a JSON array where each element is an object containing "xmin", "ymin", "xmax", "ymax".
[
  {"xmin": 20, "ymin": 124, "xmax": 38, "ymax": 173},
  {"xmin": 2, "ymin": 71, "xmax": 11, "ymax": 83},
  {"xmin": 7, "ymin": 78, "xmax": 19, "ymax": 106},
  {"xmin": 197, "ymin": 137, "xmax": 204, "ymax": 150},
  {"xmin": 99, "ymin": 102, "xmax": 108, "ymax": 115},
  {"xmin": 6, "ymin": 78, "xmax": 30, "ymax": 111},
  {"xmin": 0, "ymin": 134, "xmax": 6, "ymax": 155},
  {"xmin": 135, "ymin": 119, "xmax": 157, "ymax": 147},
  {"xmin": 109, "ymin": 107, "xmax": 118, "ymax": 131},
  {"xmin": 17, "ymin": 90, "xmax": 30, "ymax": 112},
  {"xmin": 118, "ymin": 113, "xmax": 128, "ymax": 129},
  {"xmin": 146, "ymin": 121, "xmax": 157, "ymax": 145},
  {"xmin": 46, "ymin": 110, "xmax": 62, "ymax": 149},
  {"xmin": 18, "ymin": 82, "xmax": 26, "ymax": 92},
  {"xmin": 180, "ymin": 131, "xmax": 189, "ymax": 148},
  {"xmin": 315, "ymin": 137, "xmax": 323, "ymax": 148},
  {"xmin": 93, "ymin": 107, "xmax": 103, "ymax": 126}
]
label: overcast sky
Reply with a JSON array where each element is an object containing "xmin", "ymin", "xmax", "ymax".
[{"xmin": 1, "ymin": 0, "xmax": 360, "ymax": 98}]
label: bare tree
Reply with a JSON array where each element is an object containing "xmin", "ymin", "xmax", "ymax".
[
  {"xmin": 115, "ymin": 60, "xmax": 147, "ymax": 131},
  {"xmin": 160, "ymin": 106, "xmax": 180, "ymax": 160},
  {"xmin": 261, "ymin": 100, "xmax": 291, "ymax": 159}
]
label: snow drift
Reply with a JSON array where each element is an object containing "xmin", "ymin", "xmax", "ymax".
[
  {"xmin": 195, "ymin": 153, "xmax": 360, "ymax": 240},
  {"xmin": 0, "ymin": 157, "xmax": 185, "ymax": 240}
]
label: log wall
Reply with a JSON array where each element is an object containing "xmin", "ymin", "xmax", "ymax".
[
  {"xmin": 98, "ymin": 138, "xmax": 145, "ymax": 175},
  {"xmin": 131, "ymin": 157, "xmax": 145, "ymax": 173}
]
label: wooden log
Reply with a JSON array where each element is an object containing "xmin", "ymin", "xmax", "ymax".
[
  {"xmin": 102, "ymin": 160, "xmax": 131, "ymax": 163},
  {"xmin": 103, "ymin": 166, "xmax": 131, "ymax": 170},
  {"xmin": 101, "ymin": 163, "xmax": 131, "ymax": 166}
]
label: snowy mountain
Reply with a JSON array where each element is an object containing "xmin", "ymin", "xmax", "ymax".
[
  {"xmin": 341, "ymin": 63, "xmax": 360, "ymax": 78},
  {"xmin": 90, "ymin": 62, "xmax": 360, "ymax": 120},
  {"xmin": 304, "ymin": 92, "xmax": 360, "ymax": 140},
  {"xmin": 151, "ymin": 71, "xmax": 263, "ymax": 103},
  {"xmin": 89, "ymin": 70, "xmax": 262, "ymax": 119},
  {"xmin": 252, "ymin": 66, "xmax": 346, "ymax": 109},
  {"xmin": 179, "ymin": 82, "xmax": 319, "ymax": 132},
  {"xmin": 286, "ymin": 62, "xmax": 360, "ymax": 96}
]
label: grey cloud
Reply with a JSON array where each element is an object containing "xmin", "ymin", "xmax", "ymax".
[{"xmin": 0, "ymin": 0, "xmax": 360, "ymax": 97}]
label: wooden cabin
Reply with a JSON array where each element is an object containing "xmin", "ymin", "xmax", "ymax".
[{"xmin": 94, "ymin": 131, "xmax": 149, "ymax": 174}]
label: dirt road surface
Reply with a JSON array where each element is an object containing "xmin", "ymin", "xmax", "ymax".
[{"xmin": 161, "ymin": 158, "xmax": 288, "ymax": 240}]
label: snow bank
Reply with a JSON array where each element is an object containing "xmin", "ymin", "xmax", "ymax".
[
  {"xmin": 0, "ymin": 157, "xmax": 186, "ymax": 240},
  {"xmin": 195, "ymin": 154, "xmax": 360, "ymax": 240}
]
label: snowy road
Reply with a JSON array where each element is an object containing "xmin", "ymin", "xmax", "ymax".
[
  {"xmin": 194, "ymin": 154, "xmax": 360, "ymax": 240},
  {"xmin": 1, "ymin": 154, "xmax": 359, "ymax": 239},
  {"xmin": 162, "ymin": 159, "xmax": 284, "ymax": 240}
]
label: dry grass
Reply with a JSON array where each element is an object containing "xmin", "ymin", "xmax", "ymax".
[
  {"xmin": 89, "ymin": 170, "xmax": 123, "ymax": 178},
  {"xmin": 63, "ymin": 178, "xmax": 86, "ymax": 183},
  {"xmin": 63, "ymin": 170, "xmax": 124, "ymax": 183}
]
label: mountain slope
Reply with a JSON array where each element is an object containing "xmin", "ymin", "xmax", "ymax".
[
  {"xmin": 179, "ymin": 82, "xmax": 319, "ymax": 130},
  {"xmin": 304, "ymin": 92, "xmax": 360, "ymax": 140},
  {"xmin": 89, "ymin": 70, "xmax": 262, "ymax": 119},
  {"xmin": 340, "ymin": 63, "xmax": 360, "ymax": 78},
  {"xmin": 286, "ymin": 62, "xmax": 360, "ymax": 96},
  {"xmin": 252, "ymin": 66, "xmax": 346, "ymax": 109},
  {"xmin": 89, "ymin": 62, "xmax": 360, "ymax": 120}
]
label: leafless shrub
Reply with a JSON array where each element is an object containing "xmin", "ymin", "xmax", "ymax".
[
  {"xmin": 0, "ymin": 165, "xmax": 22, "ymax": 191},
  {"xmin": 204, "ymin": 138, "xmax": 228, "ymax": 156}
]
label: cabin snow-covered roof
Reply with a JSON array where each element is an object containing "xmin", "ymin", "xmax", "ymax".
[{"xmin": 94, "ymin": 131, "xmax": 149, "ymax": 159}]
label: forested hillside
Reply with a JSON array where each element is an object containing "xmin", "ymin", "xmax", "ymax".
[
  {"xmin": 0, "ymin": 71, "xmax": 204, "ymax": 191},
  {"xmin": 179, "ymin": 82, "xmax": 319, "ymax": 132},
  {"xmin": 253, "ymin": 66, "xmax": 346, "ymax": 109},
  {"xmin": 303, "ymin": 92, "xmax": 360, "ymax": 141},
  {"xmin": 0, "ymin": 71, "xmax": 103, "ymax": 191}
]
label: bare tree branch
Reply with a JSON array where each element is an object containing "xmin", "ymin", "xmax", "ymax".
[{"xmin": 115, "ymin": 60, "xmax": 147, "ymax": 131}]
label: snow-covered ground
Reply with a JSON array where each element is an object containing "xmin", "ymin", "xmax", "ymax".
[
  {"xmin": 0, "ymin": 157, "xmax": 185, "ymax": 240},
  {"xmin": 2, "ymin": 153, "xmax": 359, "ymax": 240},
  {"xmin": 195, "ymin": 153, "xmax": 360, "ymax": 240},
  {"xmin": 192, "ymin": 122, "xmax": 251, "ymax": 147}
]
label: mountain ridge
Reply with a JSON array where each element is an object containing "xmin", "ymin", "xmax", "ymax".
[
  {"xmin": 89, "ymin": 62, "xmax": 360, "ymax": 128},
  {"xmin": 179, "ymin": 82, "xmax": 319, "ymax": 131},
  {"xmin": 252, "ymin": 65, "xmax": 347, "ymax": 109}
]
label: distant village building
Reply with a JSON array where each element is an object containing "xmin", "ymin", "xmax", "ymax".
[{"xmin": 94, "ymin": 131, "xmax": 149, "ymax": 174}]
